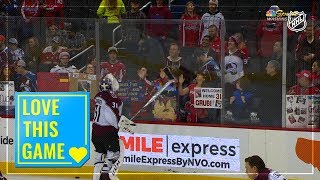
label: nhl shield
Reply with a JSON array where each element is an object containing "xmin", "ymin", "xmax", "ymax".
[{"xmin": 287, "ymin": 11, "xmax": 307, "ymax": 33}]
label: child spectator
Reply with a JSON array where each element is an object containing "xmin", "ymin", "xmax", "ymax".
[
  {"xmin": 179, "ymin": 1, "xmax": 202, "ymax": 48},
  {"xmin": 288, "ymin": 70, "xmax": 320, "ymax": 95},
  {"xmin": 227, "ymin": 76, "xmax": 253, "ymax": 123},
  {"xmin": 50, "ymin": 52, "xmax": 78, "ymax": 73},
  {"xmin": 130, "ymin": 67, "xmax": 154, "ymax": 119},
  {"xmin": 84, "ymin": 63, "xmax": 95, "ymax": 75},
  {"xmin": 178, "ymin": 72, "xmax": 209, "ymax": 123},
  {"xmin": 100, "ymin": 47, "xmax": 126, "ymax": 82},
  {"xmin": 200, "ymin": 0, "xmax": 226, "ymax": 42},
  {"xmin": 312, "ymin": 60, "xmax": 320, "ymax": 89},
  {"xmin": 8, "ymin": 38, "xmax": 24, "ymax": 62},
  {"xmin": 14, "ymin": 60, "xmax": 37, "ymax": 92},
  {"xmin": 25, "ymin": 36, "xmax": 41, "ymax": 73},
  {"xmin": 97, "ymin": 0, "xmax": 126, "ymax": 24}
]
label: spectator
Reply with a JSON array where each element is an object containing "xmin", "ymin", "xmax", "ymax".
[
  {"xmin": 245, "ymin": 155, "xmax": 286, "ymax": 180},
  {"xmin": 0, "ymin": 64, "xmax": 14, "ymax": 81},
  {"xmin": 208, "ymin": 24, "xmax": 221, "ymax": 57},
  {"xmin": 100, "ymin": 46, "xmax": 126, "ymax": 82},
  {"xmin": 165, "ymin": 43, "xmax": 192, "ymax": 83},
  {"xmin": 50, "ymin": 52, "xmax": 78, "ymax": 73},
  {"xmin": 178, "ymin": 72, "xmax": 209, "ymax": 123},
  {"xmin": 45, "ymin": 24, "xmax": 64, "ymax": 46},
  {"xmin": 40, "ymin": 36, "xmax": 66, "ymax": 72},
  {"xmin": 130, "ymin": 67, "xmax": 154, "ymax": 119},
  {"xmin": 97, "ymin": 0, "xmax": 126, "ymax": 24},
  {"xmin": 228, "ymin": 76, "xmax": 253, "ymax": 123},
  {"xmin": 295, "ymin": 24, "xmax": 320, "ymax": 71},
  {"xmin": 193, "ymin": 48, "xmax": 220, "ymax": 85},
  {"xmin": 270, "ymin": 41, "xmax": 295, "ymax": 87},
  {"xmin": 312, "ymin": 60, "xmax": 320, "ymax": 89},
  {"xmin": 227, "ymin": 35, "xmax": 249, "ymax": 66},
  {"xmin": 233, "ymin": 33, "xmax": 250, "ymax": 59},
  {"xmin": 179, "ymin": 1, "xmax": 201, "ymax": 48},
  {"xmin": 147, "ymin": 0, "xmax": 172, "ymax": 43},
  {"xmin": 201, "ymin": 35, "xmax": 218, "ymax": 63},
  {"xmin": 200, "ymin": 0, "xmax": 226, "ymax": 42},
  {"xmin": 257, "ymin": 60, "xmax": 282, "ymax": 127},
  {"xmin": 42, "ymin": 0, "xmax": 65, "ymax": 29},
  {"xmin": 121, "ymin": 0, "xmax": 146, "ymax": 53},
  {"xmin": 14, "ymin": 59, "xmax": 37, "ymax": 92},
  {"xmin": 20, "ymin": 0, "xmax": 42, "ymax": 40},
  {"xmin": 25, "ymin": 36, "xmax": 41, "ymax": 73},
  {"xmin": 84, "ymin": 63, "xmax": 95, "ymax": 75},
  {"xmin": 64, "ymin": 25, "xmax": 86, "ymax": 68},
  {"xmin": 8, "ymin": 38, "xmax": 24, "ymax": 62},
  {"xmin": 288, "ymin": 70, "xmax": 320, "ymax": 95},
  {"xmin": 256, "ymin": 5, "xmax": 292, "ymax": 58}
]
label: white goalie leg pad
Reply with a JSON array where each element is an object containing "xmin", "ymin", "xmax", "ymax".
[
  {"xmin": 101, "ymin": 151, "xmax": 120, "ymax": 173},
  {"xmin": 93, "ymin": 152, "xmax": 105, "ymax": 180},
  {"xmin": 109, "ymin": 140, "xmax": 124, "ymax": 180}
]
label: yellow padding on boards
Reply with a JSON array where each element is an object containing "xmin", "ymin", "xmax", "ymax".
[{"xmin": 1, "ymin": 162, "xmax": 245, "ymax": 179}]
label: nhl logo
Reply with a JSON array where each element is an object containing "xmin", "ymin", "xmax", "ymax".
[{"xmin": 287, "ymin": 11, "xmax": 307, "ymax": 33}]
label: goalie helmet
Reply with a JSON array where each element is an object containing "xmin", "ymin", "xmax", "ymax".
[
  {"xmin": 99, "ymin": 78, "xmax": 113, "ymax": 92},
  {"xmin": 99, "ymin": 73, "xmax": 120, "ymax": 92}
]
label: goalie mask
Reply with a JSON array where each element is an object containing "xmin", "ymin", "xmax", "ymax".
[{"xmin": 99, "ymin": 73, "xmax": 120, "ymax": 92}]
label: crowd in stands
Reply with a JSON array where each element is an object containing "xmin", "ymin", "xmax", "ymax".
[{"xmin": 0, "ymin": 0, "xmax": 319, "ymax": 128}]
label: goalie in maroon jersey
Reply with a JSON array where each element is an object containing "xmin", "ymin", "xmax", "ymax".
[{"xmin": 92, "ymin": 73, "xmax": 135, "ymax": 180}]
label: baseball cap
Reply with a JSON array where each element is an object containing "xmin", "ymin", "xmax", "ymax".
[
  {"xmin": 209, "ymin": 0, "xmax": 218, "ymax": 6},
  {"xmin": 52, "ymin": 36, "xmax": 60, "ymax": 44},
  {"xmin": 296, "ymin": 70, "xmax": 312, "ymax": 79},
  {"xmin": 16, "ymin": 60, "xmax": 26, "ymax": 67},
  {"xmin": 130, "ymin": 0, "xmax": 140, "ymax": 4},
  {"xmin": 0, "ymin": 35, "xmax": 5, "ymax": 42},
  {"xmin": 59, "ymin": 52, "xmax": 70, "ymax": 59},
  {"xmin": 8, "ymin": 38, "xmax": 18, "ymax": 44},
  {"xmin": 108, "ymin": 46, "xmax": 118, "ymax": 53}
]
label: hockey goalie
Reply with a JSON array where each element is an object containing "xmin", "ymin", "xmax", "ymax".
[{"xmin": 92, "ymin": 74, "xmax": 135, "ymax": 180}]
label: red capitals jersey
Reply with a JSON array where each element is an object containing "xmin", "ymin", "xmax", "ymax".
[
  {"xmin": 40, "ymin": 46, "xmax": 66, "ymax": 64},
  {"xmin": 256, "ymin": 20, "xmax": 292, "ymax": 57},
  {"xmin": 43, "ymin": 0, "xmax": 64, "ymax": 28},
  {"xmin": 288, "ymin": 85, "xmax": 320, "ymax": 95},
  {"xmin": 20, "ymin": 0, "xmax": 41, "ymax": 18},
  {"xmin": 92, "ymin": 91, "xmax": 123, "ymax": 136},
  {"xmin": 185, "ymin": 83, "xmax": 208, "ymax": 122},
  {"xmin": 211, "ymin": 37, "xmax": 221, "ymax": 54},
  {"xmin": 100, "ymin": 61, "xmax": 126, "ymax": 82},
  {"xmin": 179, "ymin": 13, "xmax": 202, "ymax": 47}
]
